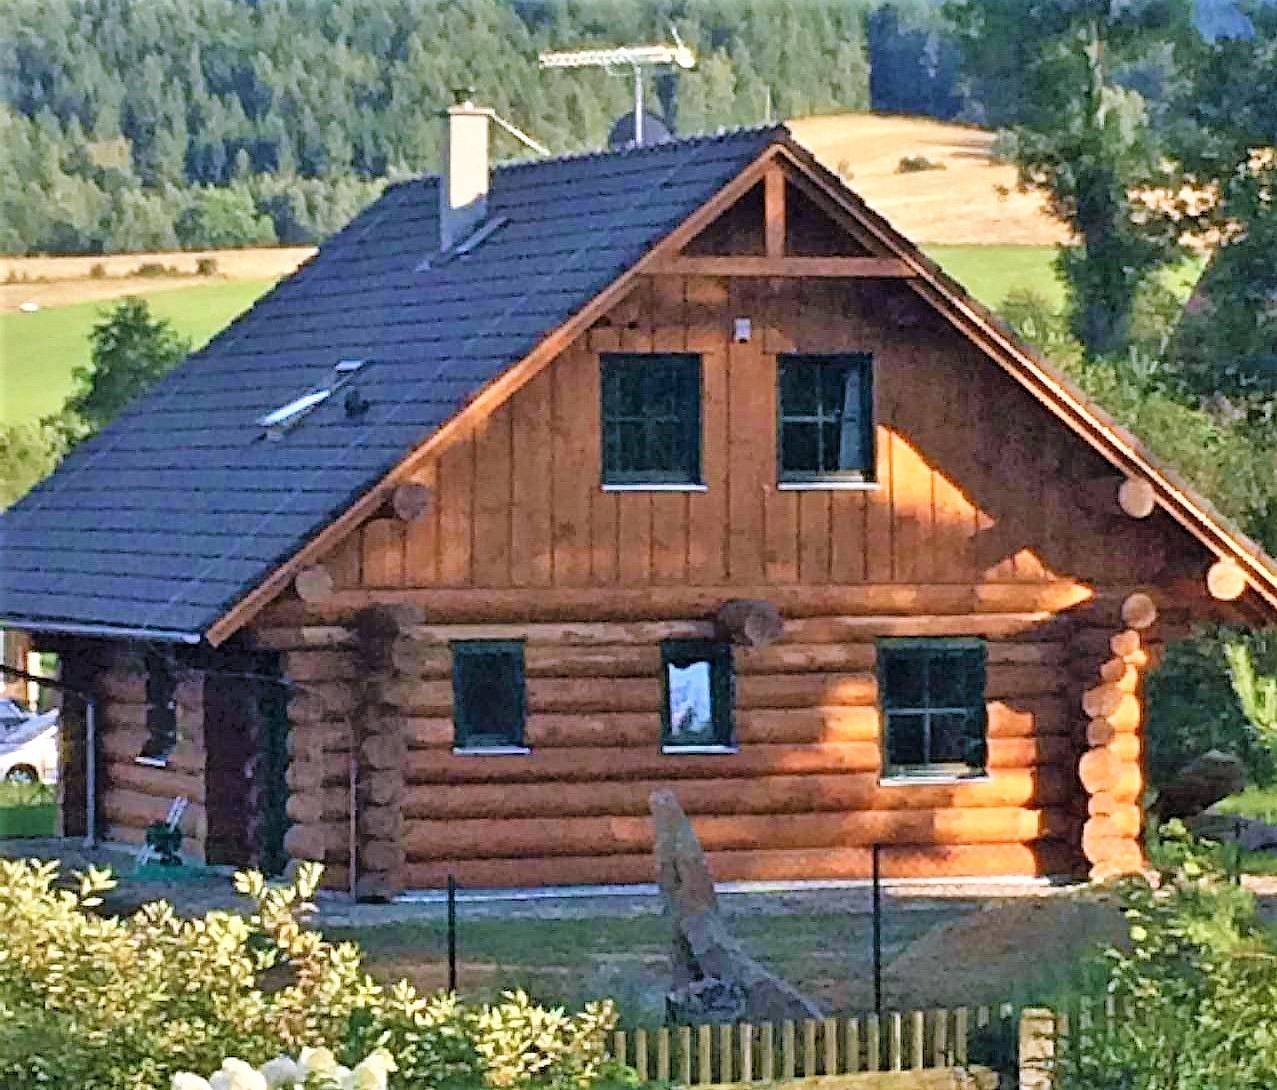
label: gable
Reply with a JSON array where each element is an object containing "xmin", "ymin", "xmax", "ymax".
[{"xmin": 299, "ymin": 266, "xmax": 1219, "ymax": 614}]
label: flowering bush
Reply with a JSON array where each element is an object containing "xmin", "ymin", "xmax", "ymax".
[
  {"xmin": 173, "ymin": 1046, "xmax": 396, "ymax": 1089},
  {"xmin": 1055, "ymin": 824, "xmax": 1277, "ymax": 1088},
  {"xmin": 0, "ymin": 859, "xmax": 622, "ymax": 1090}
]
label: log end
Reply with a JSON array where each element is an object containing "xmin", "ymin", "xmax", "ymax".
[
  {"xmin": 1206, "ymin": 558, "xmax": 1248, "ymax": 602},
  {"xmin": 715, "ymin": 599, "xmax": 784, "ymax": 648},
  {"xmin": 294, "ymin": 564, "xmax": 335, "ymax": 603}
]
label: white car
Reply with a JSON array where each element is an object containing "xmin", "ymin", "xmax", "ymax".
[{"xmin": 0, "ymin": 699, "xmax": 59, "ymax": 784}]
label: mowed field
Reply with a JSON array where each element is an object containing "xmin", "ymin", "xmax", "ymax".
[{"xmin": 2, "ymin": 113, "xmax": 1068, "ymax": 427}]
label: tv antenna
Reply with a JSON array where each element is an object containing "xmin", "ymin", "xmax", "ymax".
[{"xmin": 539, "ymin": 26, "xmax": 696, "ymax": 147}]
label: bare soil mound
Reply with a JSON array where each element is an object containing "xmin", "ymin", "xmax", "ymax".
[{"xmin": 867, "ymin": 892, "xmax": 1126, "ymax": 1010}]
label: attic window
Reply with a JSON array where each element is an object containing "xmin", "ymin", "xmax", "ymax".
[{"xmin": 257, "ymin": 358, "xmax": 369, "ymax": 438}]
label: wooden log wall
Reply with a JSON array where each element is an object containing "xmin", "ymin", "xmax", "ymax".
[
  {"xmin": 257, "ymin": 606, "xmax": 1082, "ymax": 889},
  {"xmin": 281, "ymin": 640, "xmax": 355, "ymax": 892},
  {"xmin": 96, "ymin": 650, "xmax": 208, "ymax": 859}
]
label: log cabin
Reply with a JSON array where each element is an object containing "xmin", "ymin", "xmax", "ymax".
[{"xmin": 3, "ymin": 106, "xmax": 1277, "ymax": 898}]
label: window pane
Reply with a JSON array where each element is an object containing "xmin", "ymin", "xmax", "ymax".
[
  {"xmin": 781, "ymin": 421, "xmax": 821, "ymax": 474},
  {"xmin": 887, "ymin": 713, "xmax": 926, "ymax": 767},
  {"xmin": 780, "ymin": 362, "xmax": 819, "ymax": 415},
  {"xmin": 883, "ymin": 652, "xmax": 927, "ymax": 709},
  {"xmin": 667, "ymin": 660, "xmax": 716, "ymax": 742},
  {"xmin": 617, "ymin": 369, "xmax": 645, "ymax": 415},
  {"xmin": 836, "ymin": 363, "xmax": 866, "ymax": 470},
  {"xmin": 602, "ymin": 355, "xmax": 699, "ymax": 483},
  {"xmin": 930, "ymin": 712, "xmax": 970, "ymax": 764},
  {"xmin": 455, "ymin": 646, "xmax": 523, "ymax": 746},
  {"xmin": 616, "ymin": 421, "xmax": 645, "ymax": 472},
  {"xmin": 820, "ymin": 421, "xmax": 842, "ymax": 473},
  {"xmin": 663, "ymin": 641, "xmax": 732, "ymax": 748},
  {"xmin": 930, "ymin": 652, "xmax": 976, "ymax": 708}
]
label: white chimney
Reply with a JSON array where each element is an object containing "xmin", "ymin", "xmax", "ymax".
[{"xmin": 440, "ymin": 96, "xmax": 491, "ymax": 251}]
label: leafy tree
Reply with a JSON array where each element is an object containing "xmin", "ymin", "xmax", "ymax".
[
  {"xmin": 61, "ymin": 298, "xmax": 190, "ymax": 435},
  {"xmin": 176, "ymin": 185, "xmax": 276, "ymax": 248},
  {"xmin": 1145, "ymin": 626, "xmax": 1277, "ymax": 789},
  {"xmin": 0, "ymin": 423, "xmax": 67, "ymax": 509},
  {"xmin": 1163, "ymin": 5, "xmax": 1277, "ymax": 428},
  {"xmin": 946, "ymin": 0, "xmax": 1191, "ymax": 357}
]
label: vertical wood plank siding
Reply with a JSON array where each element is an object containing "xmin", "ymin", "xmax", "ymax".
[{"xmin": 332, "ymin": 274, "xmax": 1184, "ymax": 593}]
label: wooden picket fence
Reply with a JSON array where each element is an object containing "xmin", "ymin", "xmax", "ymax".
[{"xmin": 608, "ymin": 1004, "xmax": 1018, "ymax": 1084}]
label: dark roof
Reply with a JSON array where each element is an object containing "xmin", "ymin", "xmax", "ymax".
[{"xmin": 0, "ymin": 126, "xmax": 781, "ymax": 640}]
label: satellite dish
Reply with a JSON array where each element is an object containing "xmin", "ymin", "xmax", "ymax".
[{"xmin": 609, "ymin": 111, "xmax": 671, "ymax": 148}]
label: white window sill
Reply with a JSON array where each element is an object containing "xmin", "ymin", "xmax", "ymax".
[
  {"xmin": 661, "ymin": 744, "xmax": 739, "ymax": 755},
  {"xmin": 452, "ymin": 746, "xmax": 531, "ymax": 757},
  {"xmin": 879, "ymin": 773, "xmax": 991, "ymax": 786},
  {"xmin": 777, "ymin": 480, "xmax": 880, "ymax": 491},
  {"xmin": 602, "ymin": 483, "xmax": 708, "ymax": 493}
]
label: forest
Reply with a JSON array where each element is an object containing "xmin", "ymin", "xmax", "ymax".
[
  {"xmin": 6, "ymin": 0, "xmax": 1259, "ymax": 255},
  {"xmin": 4, "ymin": 0, "xmax": 886, "ymax": 254}
]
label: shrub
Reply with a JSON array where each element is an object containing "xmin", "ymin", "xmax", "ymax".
[
  {"xmin": 997, "ymin": 287, "xmax": 1077, "ymax": 356},
  {"xmin": 1055, "ymin": 824, "xmax": 1277, "ymax": 1088},
  {"xmin": 0, "ymin": 860, "xmax": 623, "ymax": 1090},
  {"xmin": 1145, "ymin": 627, "xmax": 1277, "ymax": 790},
  {"xmin": 196, "ymin": 256, "xmax": 219, "ymax": 277},
  {"xmin": 896, "ymin": 154, "xmax": 945, "ymax": 173},
  {"xmin": 133, "ymin": 261, "xmax": 181, "ymax": 277}
]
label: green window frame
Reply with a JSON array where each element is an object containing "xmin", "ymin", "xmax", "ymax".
[
  {"xmin": 451, "ymin": 640, "xmax": 527, "ymax": 751},
  {"xmin": 600, "ymin": 353, "xmax": 702, "ymax": 485},
  {"xmin": 136, "ymin": 651, "xmax": 177, "ymax": 768},
  {"xmin": 878, "ymin": 638, "xmax": 987, "ymax": 778},
  {"xmin": 661, "ymin": 639, "xmax": 735, "ymax": 751},
  {"xmin": 777, "ymin": 353, "xmax": 874, "ymax": 483}
]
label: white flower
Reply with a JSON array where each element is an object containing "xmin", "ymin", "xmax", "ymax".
[
  {"xmin": 172, "ymin": 1075, "xmax": 214, "ymax": 1090},
  {"xmin": 350, "ymin": 1048, "xmax": 397, "ymax": 1090},
  {"xmin": 210, "ymin": 1058, "xmax": 269, "ymax": 1090},
  {"xmin": 259, "ymin": 1056, "xmax": 302, "ymax": 1087},
  {"xmin": 298, "ymin": 1047, "xmax": 340, "ymax": 1080}
]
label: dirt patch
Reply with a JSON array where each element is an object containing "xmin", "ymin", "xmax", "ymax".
[
  {"xmin": 788, "ymin": 113, "xmax": 1069, "ymax": 247},
  {"xmin": 866, "ymin": 893, "xmax": 1127, "ymax": 1009}
]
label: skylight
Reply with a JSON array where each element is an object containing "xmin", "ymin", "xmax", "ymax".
[
  {"xmin": 256, "ymin": 358, "xmax": 371, "ymax": 438},
  {"xmin": 257, "ymin": 389, "xmax": 333, "ymax": 430}
]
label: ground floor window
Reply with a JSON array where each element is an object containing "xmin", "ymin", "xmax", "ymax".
[
  {"xmin": 451, "ymin": 640, "xmax": 526, "ymax": 751},
  {"xmin": 878, "ymin": 638, "xmax": 986, "ymax": 778},
  {"xmin": 136, "ymin": 651, "xmax": 177, "ymax": 767},
  {"xmin": 661, "ymin": 639, "xmax": 734, "ymax": 751}
]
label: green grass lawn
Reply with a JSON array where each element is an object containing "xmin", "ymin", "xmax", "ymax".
[
  {"xmin": 1204, "ymin": 786, "xmax": 1277, "ymax": 875},
  {"xmin": 328, "ymin": 908, "xmax": 954, "ymax": 1020},
  {"xmin": 1, "ymin": 278, "xmax": 276, "ymax": 425},
  {"xmin": 0, "ymin": 781, "xmax": 57, "ymax": 838},
  {"xmin": 923, "ymin": 244, "xmax": 1065, "ymax": 311}
]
